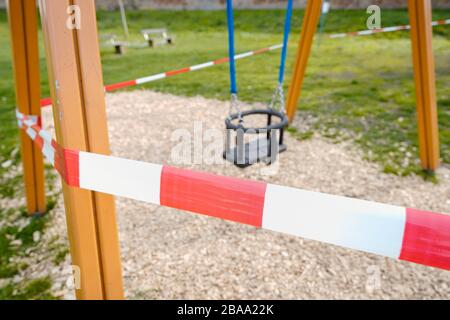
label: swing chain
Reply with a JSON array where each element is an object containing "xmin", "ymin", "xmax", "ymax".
[
  {"xmin": 269, "ymin": 83, "xmax": 286, "ymax": 114},
  {"xmin": 228, "ymin": 93, "xmax": 243, "ymax": 123}
]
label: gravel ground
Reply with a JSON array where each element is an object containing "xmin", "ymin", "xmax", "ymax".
[{"xmin": 37, "ymin": 90, "xmax": 450, "ymax": 299}]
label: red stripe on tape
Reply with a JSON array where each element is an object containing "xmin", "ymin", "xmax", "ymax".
[
  {"xmin": 30, "ymin": 124, "xmax": 42, "ymax": 135},
  {"xmin": 30, "ymin": 124, "xmax": 38, "ymax": 130},
  {"xmin": 64, "ymin": 149, "xmax": 80, "ymax": 187},
  {"xmin": 166, "ymin": 67, "xmax": 190, "ymax": 77},
  {"xmin": 28, "ymin": 125, "xmax": 43, "ymax": 149},
  {"xmin": 213, "ymin": 57, "xmax": 229, "ymax": 65},
  {"xmin": 105, "ymin": 80, "xmax": 137, "ymax": 92},
  {"xmin": 34, "ymin": 133, "xmax": 44, "ymax": 150},
  {"xmin": 253, "ymin": 47, "xmax": 269, "ymax": 55},
  {"xmin": 53, "ymin": 141, "xmax": 80, "ymax": 187},
  {"xmin": 160, "ymin": 166, "xmax": 267, "ymax": 227},
  {"xmin": 40, "ymin": 97, "xmax": 52, "ymax": 107},
  {"xmin": 399, "ymin": 208, "xmax": 450, "ymax": 271},
  {"xmin": 53, "ymin": 141, "xmax": 65, "ymax": 183}
]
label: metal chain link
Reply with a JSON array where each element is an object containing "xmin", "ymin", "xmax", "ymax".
[
  {"xmin": 228, "ymin": 93, "xmax": 243, "ymax": 123},
  {"xmin": 268, "ymin": 83, "xmax": 286, "ymax": 114}
]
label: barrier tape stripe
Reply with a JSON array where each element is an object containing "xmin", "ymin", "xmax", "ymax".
[
  {"xmin": 37, "ymin": 19, "xmax": 449, "ymax": 108},
  {"xmin": 16, "ymin": 109, "xmax": 450, "ymax": 271},
  {"xmin": 329, "ymin": 19, "xmax": 450, "ymax": 39},
  {"xmin": 39, "ymin": 44, "xmax": 283, "ymax": 107}
]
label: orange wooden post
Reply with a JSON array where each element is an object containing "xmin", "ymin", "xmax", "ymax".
[
  {"xmin": 38, "ymin": 0, "xmax": 124, "ymax": 299},
  {"xmin": 7, "ymin": 0, "xmax": 46, "ymax": 215},
  {"xmin": 73, "ymin": 0, "xmax": 124, "ymax": 299},
  {"xmin": 285, "ymin": 0, "xmax": 323, "ymax": 122},
  {"xmin": 408, "ymin": 0, "xmax": 440, "ymax": 172}
]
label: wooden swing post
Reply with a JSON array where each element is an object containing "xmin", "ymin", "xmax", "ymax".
[
  {"xmin": 38, "ymin": 0, "xmax": 123, "ymax": 299},
  {"xmin": 408, "ymin": 0, "xmax": 440, "ymax": 171},
  {"xmin": 286, "ymin": 0, "xmax": 440, "ymax": 172},
  {"xmin": 7, "ymin": 0, "xmax": 46, "ymax": 215},
  {"xmin": 285, "ymin": 0, "xmax": 322, "ymax": 123}
]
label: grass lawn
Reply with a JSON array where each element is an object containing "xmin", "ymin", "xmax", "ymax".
[{"xmin": 0, "ymin": 8, "xmax": 449, "ymax": 298}]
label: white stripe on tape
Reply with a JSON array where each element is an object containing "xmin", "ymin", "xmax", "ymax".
[
  {"xmin": 38, "ymin": 130, "xmax": 53, "ymax": 143},
  {"xmin": 269, "ymin": 44, "xmax": 283, "ymax": 50},
  {"xmin": 357, "ymin": 30, "xmax": 374, "ymax": 35},
  {"xmin": 262, "ymin": 184, "xmax": 406, "ymax": 258},
  {"xmin": 329, "ymin": 33, "xmax": 345, "ymax": 39},
  {"xmin": 190, "ymin": 61, "xmax": 215, "ymax": 71},
  {"xmin": 136, "ymin": 73, "xmax": 166, "ymax": 85},
  {"xmin": 37, "ymin": 130, "xmax": 55, "ymax": 164},
  {"xmin": 42, "ymin": 142, "xmax": 55, "ymax": 165},
  {"xmin": 328, "ymin": 18, "xmax": 450, "ymax": 39},
  {"xmin": 235, "ymin": 52, "xmax": 254, "ymax": 60},
  {"xmin": 26, "ymin": 127, "xmax": 37, "ymax": 140},
  {"xmin": 24, "ymin": 119, "xmax": 37, "ymax": 127},
  {"xmin": 383, "ymin": 26, "xmax": 407, "ymax": 32},
  {"xmin": 79, "ymin": 152, "xmax": 162, "ymax": 205}
]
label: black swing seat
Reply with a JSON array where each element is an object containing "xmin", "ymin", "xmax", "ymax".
[{"xmin": 223, "ymin": 109, "xmax": 289, "ymax": 168}]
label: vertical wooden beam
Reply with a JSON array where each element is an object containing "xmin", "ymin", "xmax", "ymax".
[
  {"xmin": 38, "ymin": 0, "xmax": 123, "ymax": 299},
  {"xmin": 73, "ymin": 0, "xmax": 124, "ymax": 299},
  {"xmin": 7, "ymin": 0, "xmax": 46, "ymax": 215},
  {"xmin": 285, "ymin": 0, "xmax": 323, "ymax": 122},
  {"xmin": 408, "ymin": 0, "xmax": 440, "ymax": 172}
]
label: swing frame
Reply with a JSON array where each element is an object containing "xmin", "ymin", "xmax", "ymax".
[{"xmin": 223, "ymin": 0, "xmax": 292, "ymax": 168}]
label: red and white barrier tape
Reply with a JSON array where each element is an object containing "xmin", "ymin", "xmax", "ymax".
[
  {"xmin": 16, "ymin": 109, "xmax": 450, "ymax": 271},
  {"xmin": 37, "ymin": 19, "xmax": 449, "ymax": 108},
  {"xmin": 39, "ymin": 44, "xmax": 283, "ymax": 107},
  {"xmin": 329, "ymin": 19, "xmax": 450, "ymax": 39}
]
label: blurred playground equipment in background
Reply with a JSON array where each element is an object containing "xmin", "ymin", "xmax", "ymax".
[
  {"xmin": 101, "ymin": 0, "xmax": 174, "ymax": 54},
  {"xmin": 141, "ymin": 28, "xmax": 174, "ymax": 47}
]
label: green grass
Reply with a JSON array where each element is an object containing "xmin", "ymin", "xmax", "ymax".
[
  {"xmin": 0, "ymin": 8, "xmax": 449, "ymax": 299},
  {"xmin": 300, "ymin": 35, "xmax": 449, "ymax": 176},
  {"xmin": 0, "ymin": 205, "xmax": 53, "ymax": 299},
  {"xmin": 0, "ymin": 207, "xmax": 47, "ymax": 278},
  {"xmin": 0, "ymin": 277, "xmax": 56, "ymax": 300},
  {"xmin": 0, "ymin": 184, "xmax": 59, "ymax": 299}
]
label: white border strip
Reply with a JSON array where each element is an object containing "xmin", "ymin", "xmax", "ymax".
[
  {"xmin": 79, "ymin": 152, "xmax": 163, "ymax": 205},
  {"xmin": 262, "ymin": 184, "xmax": 406, "ymax": 258},
  {"xmin": 190, "ymin": 61, "xmax": 215, "ymax": 71},
  {"xmin": 235, "ymin": 52, "xmax": 255, "ymax": 60},
  {"xmin": 329, "ymin": 19, "xmax": 449, "ymax": 39},
  {"xmin": 136, "ymin": 73, "xmax": 166, "ymax": 85}
]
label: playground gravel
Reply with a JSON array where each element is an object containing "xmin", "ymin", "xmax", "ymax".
[{"xmin": 41, "ymin": 90, "xmax": 449, "ymax": 299}]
